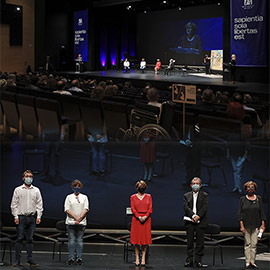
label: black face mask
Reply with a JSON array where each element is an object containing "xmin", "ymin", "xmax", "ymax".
[{"xmin": 138, "ymin": 187, "xmax": 146, "ymax": 194}]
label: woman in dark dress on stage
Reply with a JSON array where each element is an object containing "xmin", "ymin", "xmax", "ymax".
[
  {"xmin": 130, "ymin": 180, "xmax": 152, "ymax": 266},
  {"xmin": 230, "ymin": 54, "xmax": 236, "ymax": 83}
]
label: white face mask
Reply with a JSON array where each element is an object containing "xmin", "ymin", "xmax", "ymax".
[
  {"xmin": 24, "ymin": 177, "xmax": 33, "ymax": 185},
  {"xmin": 192, "ymin": 184, "xmax": 200, "ymax": 192}
]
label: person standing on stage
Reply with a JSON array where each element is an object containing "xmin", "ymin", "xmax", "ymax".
[
  {"xmin": 230, "ymin": 54, "xmax": 236, "ymax": 83},
  {"xmin": 183, "ymin": 177, "xmax": 208, "ymax": 268},
  {"xmin": 65, "ymin": 180, "xmax": 89, "ymax": 265},
  {"xmin": 238, "ymin": 181, "xmax": 266, "ymax": 269},
  {"xmin": 10, "ymin": 170, "xmax": 43, "ymax": 267},
  {"xmin": 203, "ymin": 54, "xmax": 211, "ymax": 74},
  {"xmin": 123, "ymin": 58, "xmax": 130, "ymax": 73},
  {"xmin": 154, "ymin": 59, "xmax": 161, "ymax": 74},
  {"xmin": 140, "ymin": 58, "xmax": 146, "ymax": 73},
  {"xmin": 130, "ymin": 180, "xmax": 152, "ymax": 267}
]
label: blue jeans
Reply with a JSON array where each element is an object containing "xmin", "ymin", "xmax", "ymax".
[
  {"xmin": 67, "ymin": 225, "xmax": 86, "ymax": 260},
  {"xmin": 15, "ymin": 215, "xmax": 36, "ymax": 262},
  {"xmin": 231, "ymin": 155, "xmax": 247, "ymax": 191},
  {"xmin": 91, "ymin": 142, "xmax": 106, "ymax": 172}
]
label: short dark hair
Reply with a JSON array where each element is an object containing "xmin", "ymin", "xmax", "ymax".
[
  {"xmin": 22, "ymin": 170, "xmax": 33, "ymax": 178},
  {"xmin": 202, "ymin": 88, "xmax": 214, "ymax": 103}
]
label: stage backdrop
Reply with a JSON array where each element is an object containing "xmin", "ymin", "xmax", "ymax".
[
  {"xmin": 74, "ymin": 10, "xmax": 88, "ymax": 62},
  {"xmin": 231, "ymin": 0, "xmax": 267, "ymax": 66}
]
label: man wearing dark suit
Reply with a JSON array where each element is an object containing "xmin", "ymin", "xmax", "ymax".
[{"xmin": 184, "ymin": 177, "xmax": 208, "ymax": 268}]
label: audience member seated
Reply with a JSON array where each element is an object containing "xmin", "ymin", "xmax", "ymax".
[
  {"xmin": 47, "ymin": 74, "xmax": 57, "ymax": 89},
  {"xmin": 91, "ymin": 86, "xmax": 105, "ymax": 100},
  {"xmin": 0, "ymin": 79, "xmax": 7, "ymax": 91},
  {"xmin": 98, "ymin": 81, "xmax": 106, "ymax": 89},
  {"xmin": 7, "ymin": 73, "xmax": 17, "ymax": 87},
  {"xmin": 53, "ymin": 81, "xmax": 72, "ymax": 95},
  {"xmin": 147, "ymin": 88, "xmax": 162, "ymax": 109},
  {"xmin": 69, "ymin": 79, "xmax": 83, "ymax": 92},
  {"xmin": 195, "ymin": 88, "xmax": 216, "ymax": 111},
  {"xmin": 26, "ymin": 76, "xmax": 40, "ymax": 90},
  {"xmin": 104, "ymin": 85, "xmax": 118, "ymax": 98},
  {"xmin": 233, "ymin": 93, "xmax": 262, "ymax": 127}
]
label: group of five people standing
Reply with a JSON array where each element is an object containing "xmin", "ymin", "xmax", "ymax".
[{"xmin": 10, "ymin": 170, "xmax": 265, "ymax": 268}]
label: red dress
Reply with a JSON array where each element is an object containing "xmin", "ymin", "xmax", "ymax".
[
  {"xmin": 155, "ymin": 61, "xmax": 161, "ymax": 70},
  {"xmin": 130, "ymin": 193, "xmax": 152, "ymax": 245},
  {"xmin": 140, "ymin": 139, "xmax": 156, "ymax": 163}
]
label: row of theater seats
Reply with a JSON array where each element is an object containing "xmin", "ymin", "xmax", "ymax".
[{"xmin": 1, "ymin": 86, "xmax": 265, "ymax": 142}]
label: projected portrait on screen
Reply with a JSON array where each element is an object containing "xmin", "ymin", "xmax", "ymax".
[{"xmin": 177, "ymin": 22, "xmax": 202, "ymax": 54}]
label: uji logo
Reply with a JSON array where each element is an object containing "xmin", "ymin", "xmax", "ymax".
[
  {"xmin": 242, "ymin": 0, "xmax": 254, "ymax": 9},
  {"xmin": 78, "ymin": 18, "xmax": 83, "ymax": 26}
]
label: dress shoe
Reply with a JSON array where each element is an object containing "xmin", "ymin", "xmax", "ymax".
[
  {"xmin": 27, "ymin": 261, "xmax": 39, "ymax": 267},
  {"xmin": 12, "ymin": 262, "xmax": 21, "ymax": 267},
  {"xmin": 194, "ymin": 262, "xmax": 208, "ymax": 268},
  {"xmin": 250, "ymin": 264, "xmax": 258, "ymax": 268},
  {"xmin": 184, "ymin": 261, "xmax": 193, "ymax": 267}
]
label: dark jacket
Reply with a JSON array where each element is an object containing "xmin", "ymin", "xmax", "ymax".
[{"xmin": 184, "ymin": 190, "xmax": 208, "ymax": 228}]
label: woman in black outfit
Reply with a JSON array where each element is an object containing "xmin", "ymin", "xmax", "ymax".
[
  {"xmin": 238, "ymin": 181, "xmax": 266, "ymax": 269},
  {"xmin": 230, "ymin": 54, "xmax": 236, "ymax": 83}
]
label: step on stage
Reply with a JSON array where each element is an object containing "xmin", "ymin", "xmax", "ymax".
[
  {"xmin": 1, "ymin": 243, "xmax": 270, "ymax": 270},
  {"xmin": 58, "ymin": 69, "xmax": 269, "ymax": 96}
]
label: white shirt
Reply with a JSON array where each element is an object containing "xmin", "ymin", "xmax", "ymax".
[
  {"xmin": 124, "ymin": 61, "xmax": 130, "ymax": 67},
  {"xmin": 192, "ymin": 191, "xmax": 198, "ymax": 217},
  {"xmin": 10, "ymin": 184, "xmax": 43, "ymax": 219},
  {"xmin": 53, "ymin": 90, "xmax": 72, "ymax": 95},
  {"xmin": 69, "ymin": 86, "xmax": 83, "ymax": 92},
  {"xmin": 140, "ymin": 61, "xmax": 146, "ymax": 69},
  {"xmin": 64, "ymin": 193, "xmax": 89, "ymax": 226}
]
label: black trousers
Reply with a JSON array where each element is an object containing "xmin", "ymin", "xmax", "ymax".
[{"xmin": 186, "ymin": 224, "xmax": 205, "ymax": 263}]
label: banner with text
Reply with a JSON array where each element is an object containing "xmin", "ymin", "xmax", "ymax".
[
  {"xmin": 74, "ymin": 10, "xmax": 88, "ymax": 62},
  {"xmin": 231, "ymin": 0, "xmax": 267, "ymax": 66}
]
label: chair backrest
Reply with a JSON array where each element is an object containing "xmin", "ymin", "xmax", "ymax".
[
  {"xmin": 56, "ymin": 220, "xmax": 66, "ymax": 232},
  {"xmin": 198, "ymin": 114, "xmax": 241, "ymax": 140},
  {"xmin": 102, "ymin": 100, "xmax": 129, "ymax": 140},
  {"xmin": 1, "ymin": 91, "xmax": 19, "ymax": 129},
  {"xmin": 205, "ymin": 224, "xmax": 221, "ymax": 235},
  {"xmin": 35, "ymin": 97, "xmax": 62, "ymax": 140},
  {"xmin": 59, "ymin": 94, "xmax": 81, "ymax": 122},
  {"xmin": 16, "ymin": 94, "xmax": 39, "ymax": 138},
  {"xmin": 79, "ymin": 98, "xmax": 104, "ymax": 134}
]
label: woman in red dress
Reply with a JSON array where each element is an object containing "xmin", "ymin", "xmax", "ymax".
[
  {"xmin": 130, "ymin": 180, "xmax": 152, "ymax": 266},
  {"xmin": 154, "ymin": 59, "xmax": 161, "ymax": 74}
]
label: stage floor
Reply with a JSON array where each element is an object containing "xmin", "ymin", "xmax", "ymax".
[
  {"xmin": 1, "ymin": 243, "xmax": 270, "ymax": 270},
  {"xmin": 59, "ymin": 70, "xmax": 269, "ymax": 95}
]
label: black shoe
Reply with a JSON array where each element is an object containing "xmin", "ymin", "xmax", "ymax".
[
  {"xmin": 76, "ymin": 259, "xmax": 83, "ymax": 265},
  {"xmin": 184, "ymin": 261, "xmax": 193, "ymax": 267},
  {"xmin": 194, "ymin": 262, "xmax": 208, "ymax": 268},
  {"xmin": 12, "ymin": 262, "xmax": 21, "ymax": 267},
  {"xmin": 27, "ymin": 261, "xmax": 39, "ymax": 267},
  {"xmin": 67, "ymin": 259, "xmax": 75, "ymax": 265}
]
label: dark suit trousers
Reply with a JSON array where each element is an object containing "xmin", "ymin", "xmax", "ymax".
[{"xmin": 186, "ymin": 224, "xmax": 205, "ymax": 263}]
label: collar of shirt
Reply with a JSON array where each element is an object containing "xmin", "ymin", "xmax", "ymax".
[
  {"xmin": 21, "ymin": 184, "xmax": 34, "ymax": 189},
  {"xmin": 193, "ymin": 191, "xmax": 199, "ymax": 197}
]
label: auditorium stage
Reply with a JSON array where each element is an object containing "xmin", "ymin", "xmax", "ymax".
[
  {"xmin": 1, "ymin": 242, "xmax": 270, "ymax": 269},
  {"xmin": 58, "ymin": 70, "xmax": 269, "ymax": 96}
]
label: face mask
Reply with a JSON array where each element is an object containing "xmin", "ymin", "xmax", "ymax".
[
  {"xmin": 73, "ymin": 187, "xmax": 81, "ymax": 194},
  {"xmin": 247, "ymin": 187, "xmax": 255, "ymax": 193},
  {"xmin": 192, "ymin": 184, "xmax": 200, "ymax": 192},
  {"xmin": 24, "ymin": 177, "xmax": 33, "ymax": 185},
  {"xmin": 138, "ymin": 187, "xmax": 146, "ymax": 194}
]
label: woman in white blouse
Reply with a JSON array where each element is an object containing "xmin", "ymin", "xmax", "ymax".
[{"xmin": 64, "ymin": 180, "xmax": 89, "ymax": 265}]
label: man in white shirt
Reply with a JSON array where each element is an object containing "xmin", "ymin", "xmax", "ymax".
[
  {"xmin": 10, "ymin": 170, "xmax": 43, "ymax": 267},
  {"xmin": 140, "ymin": 58, "xmax": 146, "ymax": 73},
  {"xmin": 183, "ymin": 177, "xmax": 208, "ymax": 268},
  {"xmin": 64, "ymin": 180, "xmax": 89, "ymax": 265},
  {"xmin": 69, "ymin": 80, "xmax": 83, "ymax": 92},
  {"xmin": 123, "ymin": 58, "xmax": 130, "ymax": 73}
]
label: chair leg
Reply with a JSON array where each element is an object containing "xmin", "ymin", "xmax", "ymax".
[
  {"xmin": 9, "ymin": 242, "xmax": 12, "ymax": 264},
  {"xmin": 220, "ymin": 245, "xmax": 223, "ymax": 264},
  {"xmin": 52, "ymin": 242, "xmax": 56, "ymax": 260},
  {"xmin": 2, "ymin": 242, "xmax": 6, "ymax": 262},
  {"xmin": 213, "ymin": 246, "xmax": 216, "ymax": 265}
]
